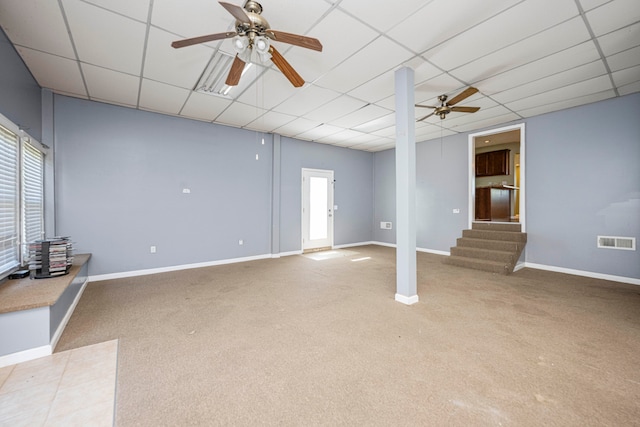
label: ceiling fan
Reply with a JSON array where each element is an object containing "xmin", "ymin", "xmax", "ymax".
[
  {"xmin": 171, "ymin": 1, "xmax": 322, "ymax": 88},
  {"xmin": 416, "ymin": 87, "xmax": 480, "ymax": 121}
]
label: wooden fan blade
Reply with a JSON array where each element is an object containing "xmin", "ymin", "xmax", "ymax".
[
  {"xmin": 415, "ymin": 104, "xmax": 437, "ymax": 109},
  {"xmin": 450, "ymin": 106, "xmax": 480, "ymax": 113},
  {"xmin": 268, "ymin": 30, "xmax": 323, "ymax": 52},
  {"xmin": 219, "ymin": 1, "xmax": 250, "ymax": 23},
  {"xmin": 447, "ymin": 87, "xmax": 478, "ymax": 106},
  {"xmin": 225, "ymin": 55, "xmax": 246, "ymax": 86},
  {"xmin": 171, "ymin": 32, "xmax": 236, "ymax": 48},
  {"xmin": 417, "ymin": 112, "xmax": 435, "ymax": 122},
  {"xmin": 269, "ymin": 46, "xmax": 305, "ymax": 87}
]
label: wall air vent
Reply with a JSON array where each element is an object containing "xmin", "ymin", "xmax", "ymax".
[{"xmin": 597, "ymin": 236, "xmax": 636, "ymax": 250}]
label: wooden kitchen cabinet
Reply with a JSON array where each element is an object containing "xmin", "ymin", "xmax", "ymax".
[
  {"xmin": 475, "ymin": 187, "xmax": 511, "ymax": 221},
  {"xmin": 476, "ymin": 149, "xmax": 510, "ymax": 177}
]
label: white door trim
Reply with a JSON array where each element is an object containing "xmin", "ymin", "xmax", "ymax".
[{"xmin": 468, "ymin": 123, "xmax": 526, "ymax": 232}]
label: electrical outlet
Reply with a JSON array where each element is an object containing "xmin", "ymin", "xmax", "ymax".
[
  {"xmin": 453, "ymin": 208, "xmax": 460, "ymax": 214},
  {"xmin": 380, "ymin": 222, "xmax": 392, "ymax": 229},
  {"xmin": 150, "ymin": 246, "xmax": 156, "ymax": 253},
  {"xmin": 239, "ymin": 240, "xmax": 243, "ymax": 245}
]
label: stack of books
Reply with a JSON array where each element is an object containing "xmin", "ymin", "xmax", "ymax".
[{"xmin": 28, "ymin": 237, "xmax": 74, "ymax": 279}]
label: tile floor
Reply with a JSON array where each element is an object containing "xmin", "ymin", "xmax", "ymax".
[{"xmin": 0, "ymin": 340, "xmax": 118, "ymax": 426}]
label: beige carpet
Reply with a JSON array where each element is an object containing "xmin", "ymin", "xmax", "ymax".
[{"xmin": 55, "ymin": 245, "xmax": 640, "ymax": 426}]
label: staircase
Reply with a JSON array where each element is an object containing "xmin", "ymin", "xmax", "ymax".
[{"xmin": 444, "ymin": 222, "xmax": 526, "ymax": 275}]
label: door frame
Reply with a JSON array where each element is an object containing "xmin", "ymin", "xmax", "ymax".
[
  {"xmin": 301, "ymin": 168, "xmax": 334, "ymax": 251},
  {"xmin": 468, "ymin": 123, "xmax": 526, "ymax": 232}
]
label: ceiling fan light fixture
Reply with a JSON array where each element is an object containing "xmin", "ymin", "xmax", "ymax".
[{"xmin": 232, "ymin": 36, "xmax": 248, "ymax": 54}]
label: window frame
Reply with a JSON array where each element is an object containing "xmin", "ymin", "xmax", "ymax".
[{"xmin": 0, "ymin": 113, "xmax": 46, "ymax": 280}]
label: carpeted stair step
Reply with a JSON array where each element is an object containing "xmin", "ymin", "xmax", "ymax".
[
  {"xmin": 462, "ymin": 229, "xmax": 527, "ymax": 243},
  {"xmin": 450, "ymin": 246, "xmax": 516, "ymax": 264},
  {"xmin": 456, "ymin": 237, "xmax": 523, "ymax": 253},
  {"xmin": 444, "ymin": 255, "xmax": 510, "ymax": 275},
  {"xmin": 472, "ymin": 222, "xmax": 521, "ymax": 232}
]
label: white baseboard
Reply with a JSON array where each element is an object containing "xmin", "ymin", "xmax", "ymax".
[
  {"xmin": 395, "ymin": 293, "xmax": 419, "ymax": 305},
  {"xmin": 371, "ymin": 241, "xmax": 396, "ymax": 248},
  {"xmin": 417, "ymin": 247, "xmax": 450, "ymax": 256},
  {"xmin": 0, "ymin": 345, "xmax": 52, "ymax": 368},
  {"xmin": 89, "ymin": 254, "xmax": 274, "ymax": 281},
  {"xmin": 334, "ymin": 241, "xmax": 375, "ymax": 249},
  {"xmin": 278, "ymin": 250, "xmax": 303, "ymax": 257},
  {"xmin": 524, "ymin": 262, "xmax": 640, "ymax": 286}
]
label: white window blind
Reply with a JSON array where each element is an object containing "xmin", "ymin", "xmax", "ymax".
[
  {"xmin": 0, "ymin": 124, "xmax": 19, "ymax": 276},
  {"xmin": 22, "ymin": 140, "xmax": 44, "ymax": 257}
]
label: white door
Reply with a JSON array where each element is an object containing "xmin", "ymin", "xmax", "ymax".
[{"xmin": 302, "ymin": 169, "xmax": 334, "ymax": 251}]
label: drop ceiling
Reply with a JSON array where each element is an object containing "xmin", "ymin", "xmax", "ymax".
[{"xmin": 0, "ymin": 0, "xmax": 638, "ymax": 152}]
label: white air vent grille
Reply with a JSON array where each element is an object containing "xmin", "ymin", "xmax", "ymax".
[{"xmin": 597, "ymin": 236, "xmax": 636, "ymax": 250}]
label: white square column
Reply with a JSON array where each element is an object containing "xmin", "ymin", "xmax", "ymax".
[{"xmin": 394, "ymin": 67, "xmax": 418, "ymax": 305}]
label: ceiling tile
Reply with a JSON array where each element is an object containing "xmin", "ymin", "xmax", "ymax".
[
  {"xmin": 304, "ymin": 95, "xmax": 367, "ymax": 122},
  {"xmin": 505, "ymin": 75, "xmax": 613, "ymax": 111},
  {"xmin": 386, "ymin": 0, "xmax": 520, "ymax": 54},
  {"xmin": 452, "ymin": 17, "xmax": 591, "ymax": 83},
  {"xmin": 215, "ymin": 101, "xmax": 267, "ymax": 127},
  {"xmin": 63, "ymin": 0, "xmax": 146, "ymax": 75},
  {"xmin": 258, "ymin": 0, "xmax": 332, "ymax": 37},
  {"xmin": 329, "ymin": 104, "xmax": 391, "ymax": 129},
  {"xmin": 143, "ymin": 26, "xmax": 213, "ymax": 89},
  {"xmin": 352, "ymin": 113, "xmax": 396, "ymax": 133},
  {"xmin": 339, "ymin": 0, "xmax": 430, "ymax": 33},
  {"xmin": 578, "ymin": 0, "xmax": 612, "ymax": 12},
  {"xmin": 611, "ymin": 64, "xmax": 640, "ymax": 87},
  {"xmin": 425, "ymin": 0, "xmax": 579, "ymax": 71},
  {"xmin": 272, "ymin": 85, "xmax": 340, "ymax": 116},
  {"xmin": 597, "ymin": 22, "xmax": 640, "ymax": 56},
  {"xmin": 0, "ymin": 0, "xmax": 75, "ymax": 58},
  {"xmin": 273, "ymin": 117, "xmax": 322, "ymax": 136},
  {"xmin": 618, "ymin": 80, "xmax": 640, "ymax": 95},
  {"xmin": 245, "ymin": 111, "xmax": 296, "ymax": 132},
  {"xmin": 518, "ymin": 90, "xmax": 615, "ymax": 117},
  {"xmin": 237, "ymin": 68, "xmax": 299, "ymax": 110},
  {"xmin": 607, "ymin": 46, "xmax": 640, "ymax": 72},
  {"xmin": 179, "ymin": 91, "xmax": 232, "ymax": 122},
  {"xmin": 138, "ymin": 79, "xmax": 190, "ymax": 114},
  {"xmin": 82, "ymin": 64, "xmax": 139, "ymax": 106},
  {"xmin": 586, "ymin": 0, "xmax": 640, "ymax": 36},
  {"xmin": 316, "ymin": 129, "xmax": 367, "ymax": 144},
  {"xmin": 372, "ymin": 126, "xmax": 396, "ymax": 138},
  {"xmin": 84, "ymin": 0, "xmax": 150, "ymax": 22},
  {"xmin": 151, "ymin": 0, "xmax": 232, "ymax": 40},
  {"xmin": 414, "ymin": 74, "xmax": 471, "ymax": 105},
  {"xmin": 295, "ymin": 124, "xmax": 344, "ymax": 141},
  {"xmin": 446, "ymin": 111, "xmax": 522, "ymax": 134},
  {"xmin": 492, "ymin": 61, "xmax": 607, "ymax": 103},
  {"xmin": 278, "ymin": 8, "xmax": 379, "ymax": 83},
  {"xmin": 316, "ymin": 37, "xmax": 414, "ymax": 93},
  {"xmin": 15, "ymin": 47, "xmax": 86, "ymax": 97},
  {"xmin": 477, "ymin": 41, "xmax": 601, "ymax": 95}
]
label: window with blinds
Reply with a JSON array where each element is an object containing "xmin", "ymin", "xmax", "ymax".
[
  {"xmin": 0, "ymin": 121, "xmax": 45, "ymax": 280},
  {"xmin": 22, "ymin": 140, "xmax": 44, "ymax": 258},
  {"xmin": 0, "ymin": 125, "xmax": 20, "ymax": 277}
]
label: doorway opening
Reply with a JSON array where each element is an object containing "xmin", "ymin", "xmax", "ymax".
[
  {"xmin": 468, "ymin": 124, "xmax": 526, "ymax": 232},
  {"xmin": 302, "ymin": 168, "xmax": 334, "ymax": 252}
]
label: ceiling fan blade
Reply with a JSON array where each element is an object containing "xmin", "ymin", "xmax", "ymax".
[
  {"xmin": 450, "ymin": 106, "xmax": 480, "ymax": 113},
  {"xmin": 269, "ymin": 46, "xmax": 305, "ymax": 87},
  {"xmin": 219, "ymin": 1, "xmax": 251, "ymax": 23},
  {"xmin": 267, "ymin": 30, "xmax": 323, "ymax": 52},
  {"xmin": 415, "ymin": 104, "xmax": 438, "ymax": 109},
  {"xmin": 171, "ymin": 32, "xmax": 236, "ymax": 48},
  {"xmin": 225, "ymin": 55, "xmax": 246, "ymax": 86},
  {"xmin": 447, "ymin": 87, "xmax": 478, "ymax": 106},
  {"xmin": 417, "ymin": 112, "xmax": 435, "ymax": 122}
]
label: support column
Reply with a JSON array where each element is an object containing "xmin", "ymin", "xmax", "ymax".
[
  {"xmin": 271, "ymin": 134, "xmax": 281, "ymax": 257},
  {"xmin": 394, "ymin": 67, "xmax": 418, "ymax": 305}
]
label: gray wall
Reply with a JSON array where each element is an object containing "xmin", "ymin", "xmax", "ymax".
[
  {"xmin": 53, "ymin": 96, "xmax": 375, "ymax": 275},
  {"xmin": 525, "ymin": 93, "xmax": 640, "ymax": 279},
  {"xmin": 279, "ymin": 137, "xmax": 374, "ymax": 252},
  {"xmin": 0, "ymin": 28, "xmax": 41, "ymax": 140},
  {"xmin": 54, "ymin": 96, "xmax": 273, "ymax": 275},
  {"xmin": 373, "ymin": 93, "xmax": 640, "ymax": 279}
]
